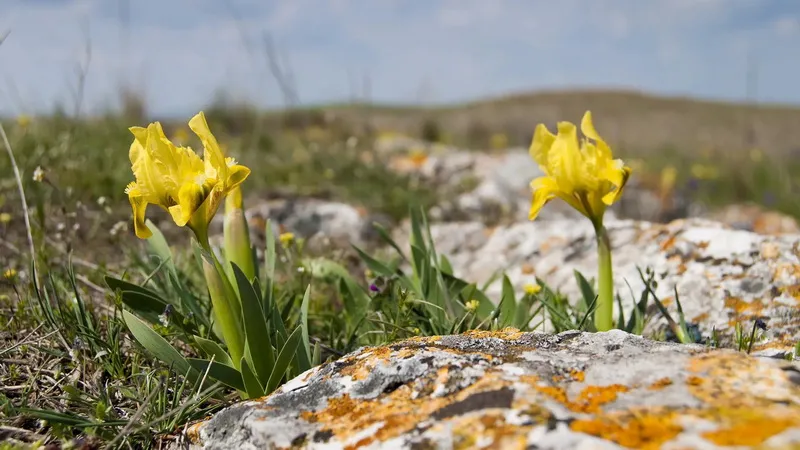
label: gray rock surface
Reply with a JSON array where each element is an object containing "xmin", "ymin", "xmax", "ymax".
[
  {"xmin": 210, "ymin": 197, "xmax": 390, "ymax": 251},
  {"xmin": 394, "ymin": 218, "xmax": 800, "ymax": 354},
  {"xmin": 184, "ymin": 330, "xmax": 800, "ymax": 449}
]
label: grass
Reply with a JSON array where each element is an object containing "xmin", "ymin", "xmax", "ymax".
[{"xmin": 2, "ymin": 90, "xmax": 799, "ymax": 448}]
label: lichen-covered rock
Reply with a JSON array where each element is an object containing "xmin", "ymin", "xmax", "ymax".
[
  {"xmin": 394, "ymin": 218, "xmax": 800, "ymax": 354},
  {"xmin": 184, "ymin": 330, "xmax": 800, "ymax": 449}
]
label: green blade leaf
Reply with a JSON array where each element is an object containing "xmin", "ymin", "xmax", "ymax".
[
  {"xmin": 105, "ymin": 276, "xmax": 166, "ymax": 302},
  {"xmin": 312, "ymin": 341, "xmax": 322, "ymax": 367},
  {"xmin": 439, "ymin": 254, "xmax": 454, "ymax": 275},
  {"xmin": 232, "ymin": 263, "xmax": 274, "ymax": 385},
  {"xmin": 573, "ymin": 270, "xmax": 597, "ymax": 315},
  {"xmin": 122, "ymin": 310, "xmax": 195, "ymax": 381},
  {"xmin": 352, "ymin": 244, "xmax": 396, "ymax": 277},
  {"xmin": 188, "ymin": 358, "xmax": 245, "ymax": 392},
  {"xmin": 193, "ymin": 336, "xmax": 234, "ymax": 368},
  {"xmin": 371, "ymin": 221, "xmax": 408, "ymax": 261},
  {"xmin": 117, "ymin": 290, "xmax": 171, "ymax": 326},
  {"xmin": 499, "ymin": 275, "xmax": 517, "ymax": 328},
  {"xmin": 144, "ymin": 218, "xmax": 178, "ymax": 281},
  {"xmin": 298, "ymin": 284, "xmax": 312, "ymax": 372},
  {"xmin": 266, "ymin": 327, "xmax": 303, "ymax": 393},
  {"xmin": 241, "ymin": 356, "xmax": 265, "ymax": 398}
]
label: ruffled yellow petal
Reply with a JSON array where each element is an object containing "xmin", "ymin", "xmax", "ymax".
[
  {"xmin": 580, "ymin": 111, "xmax": 612, "ymax": 160},
  {"xmin": 530, "ymin": 124, "xmax": 556, "ymax": 171},
  {"xmin": 226, "ymin": 164, "xmax": 250, "ymax": 190},
  {"xmin": 171, "ymin": 182, "xmax": 207, "ymax": 226},
  {"xmin": 601, "ymin": 166, "xmax": 632, "ymax": 205},
  {"xmin": 189, "ymin": 112, "xmax": 227, "ymax": 178},
  {"xmin": 126, "ymin": 182, "xmax": 152, "ymax": 239},
  {"xmin": 550, "ymin": 121, "xmax": 583, "ymax": 192},
  {"xmin": 529, "ymin": 176, "xmax": 558, "ymax": 221}
]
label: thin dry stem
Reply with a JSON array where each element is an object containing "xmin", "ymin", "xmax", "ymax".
[{"xmin": 0, "ymin": 122, "xmax": 39, "ymax": 292}]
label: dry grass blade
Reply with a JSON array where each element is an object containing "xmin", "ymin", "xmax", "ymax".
[{"xmin": 0, "ymin": 121, "xmax": 39, "ymax": 291}]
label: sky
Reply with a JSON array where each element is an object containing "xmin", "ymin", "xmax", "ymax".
[{"xmin": 1, "ymin": 0, "xmax": 800, "ymax": 117}]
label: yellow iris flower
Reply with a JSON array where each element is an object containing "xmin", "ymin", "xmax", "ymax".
[
  {"xmin": 125, "ymin": 112, "xmax": 250, "ymax": 239},
  {"xmin": 528, "ymin": 111, "xmax": 631, "ymax": 225}
]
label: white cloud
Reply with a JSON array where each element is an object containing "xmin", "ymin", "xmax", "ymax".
[{"xmin": 0, "ymin": 0, "xmax": 799, "ymax": 116}]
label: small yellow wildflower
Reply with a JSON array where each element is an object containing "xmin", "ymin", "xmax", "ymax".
[
  {"xmin": 0, "ymin": 212, "xmax": 10, "ymax": 224},
  {"xmin": 690, "ymin": 163, "xmax": 719, "ymax": 181},
  {"xmin": 528, "ymin": 111, "xmax": 632, "ymax": 224},
  {"xmin": 279, "ymin": 232, "xmax": 295, "ymax": 246},
  {"xmin": 172, "ymin": 127, "xmax": 190, "ymax": 144},
  {"xmin": 524, "ymin": 283, "xmax": 542, "ymax": 295},
  {"xmin": 16, "ymin": 114, "xmax": 31, "ymax": 128},
  {"xmin": 465, "ymin": 299, "xmax": 480, "ymax": 313},
  {"xmin": 32, "ymin": 166, "xmax": 45, "ymax": 183},
  {"xmin": 124, "ymin": 111, "xmax": 250, "ymax": 239},
  {"xmin": 490, "ymin": 133, "xmax": 509, "ymax": 150},
  {"xmin": 660, "ymin": 166, "xmax": 677, "ymax": 193},
  {"xmin": 749, "ymin": 148, "xmax": 764, "ymax": 163},
  {"xmin": 408, "ymin": 147, "xmax": 428, "ymax": 168},
  {"xmin": 528, "ymin": 111, "xmax": 629, "ymax": 332},
  {"xmin": 3, "ymin": 268, "xmax": 17, "ymax": 281}
]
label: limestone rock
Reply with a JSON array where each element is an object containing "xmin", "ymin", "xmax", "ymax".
[
  {"xmin": 395, "ymin": 218, "xmax": 800, "ymax": 353},
  {"xmin": 210, "ymin": 197, "xmax": 388, "ymax": 251},
  {"xmin": 185, "ymin": 330, "xmax": 800, "ymax": 449}
]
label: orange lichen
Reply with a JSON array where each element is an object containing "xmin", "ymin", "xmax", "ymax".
[
  {"xmin": 450, "ymin": 412, "xmax": 535, "ymax": 450},
  {"xmin": 570, "ymin": 409, "xmax": 681, "ymax": 450},
  {"xmin": 302, "ymin": 370, "xmax": 520, "ymax": 446},
  {"xmin": 686, "ymin": 376, "xmax": 704, "ymax": 386},
  {"xmin": 648, "ymin": 378, "xmax": 673, "ymax": 391},
  {"xmin": 660, "ymin": 234, "xmax": 678, "ymax": 251},
  {"xmin": 536, "ymin": 384, "xmax": 629, "ymax": 414},
  {"xmin": 521, "ymin": 263, "xmax": 535, "ymax": 275},
  {"xmin": 462, "ymin": 328, "xmax": 525, "ymax": 341},
  {"xmin": 702, "ymin": 408, "xmax": 800, "ymax": 446},
  {"xmin": 568, "ymin": 369, "xmax": 585, "ymax": 382},
  {"xmin": 691, "ymin": 312, "xmax": 709, "ymax": 323}
]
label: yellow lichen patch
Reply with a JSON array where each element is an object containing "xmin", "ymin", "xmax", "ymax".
[
  {"xmin": 185, "ymin": 420, "xmax": 208, "ymax": 444},
  {"xmin": 535, "ymin": 384, "xmax": 629, "ymax": 414},
  {"xmin": 772, "ymin": 262, "xmax": 800, "ymax": 283},
  {"xmin": 701, "ymin": 408, "xmax": 800, "ymax": 447},
  {"xmin": 688, "ymin": 353, "xmax": 799, "ymax": 409},
  {"xmin": 724, "ymin": 296, "xmax": 764, "ymax": 320},
  {"xmin": 570, "ymin": 408, "xmax": 681, "ymax": 450},
  {"xmin": 761, "ymin": 242, "xmax": 781, "ymax": 260},
  {"xmin": 301, "ymin": 370, "xmax": 519, "ymax": 446},
  {"xmin": 336, "ymin": 347, "xmax": 395, "ymax": 381},
  {"xmin": 462, "ymin": 328, "xmax": 526, "ymax": 341},
  {"xmin": 659, "ymin": 234, "xmax": 678, "ymax": 251},
  {"xmin": 780, "ymin": 283, "xmax": 800, "ymax": 299},
  {"xmin": 691, "ymin": 312, "xmax": 709, "ymax": 323},
  {"xmin": 568, "ymin": 369, "xmax": 585, "ymax": 382},
  {"xmin": 648, "ymin": 378, "xmax": 673, "ymax": 391},
  {"xmin": 450, "ymin": 412, "xmax": 534, "ymax": 450},
  {"xmin": 686, "ymin": 376, "xmax": 704, "ymax": 387}
]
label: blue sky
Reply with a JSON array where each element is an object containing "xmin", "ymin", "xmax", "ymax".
[{"xmin": 1, "ymin": 0, "xmax": 800, "ymax": 117}]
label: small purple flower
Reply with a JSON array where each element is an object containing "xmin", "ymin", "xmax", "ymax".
[
  {"xmin": 369, "ymin": 283, "xmax": 380, "ymax": 293},
  {"xmin": 686, "ymin": 177, "xmax": 700, "ymax": 191},
  {"xmin": 762, "ymin": 192, "xmax": 777, "ymax": 207}
]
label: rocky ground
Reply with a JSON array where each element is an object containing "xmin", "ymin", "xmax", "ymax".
[
  {"xmin": 177, "ymin": 137, "xmax": 800, "ymax": 449},
  {"xmin": 184, "ymin": 331, "xmax": 800, "ymax": 449}
]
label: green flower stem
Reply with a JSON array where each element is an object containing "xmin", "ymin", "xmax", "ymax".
[
  {"xmin": 223, "ymin": 188, "xmax": 256, "ymax": 281},
  {"xmin": 594, "ymin": 223, "xmax": 614, "ymax": 331},
  {"xmin": 194, "ymin": 225, "xmax": 245, "ymax": 368}
]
